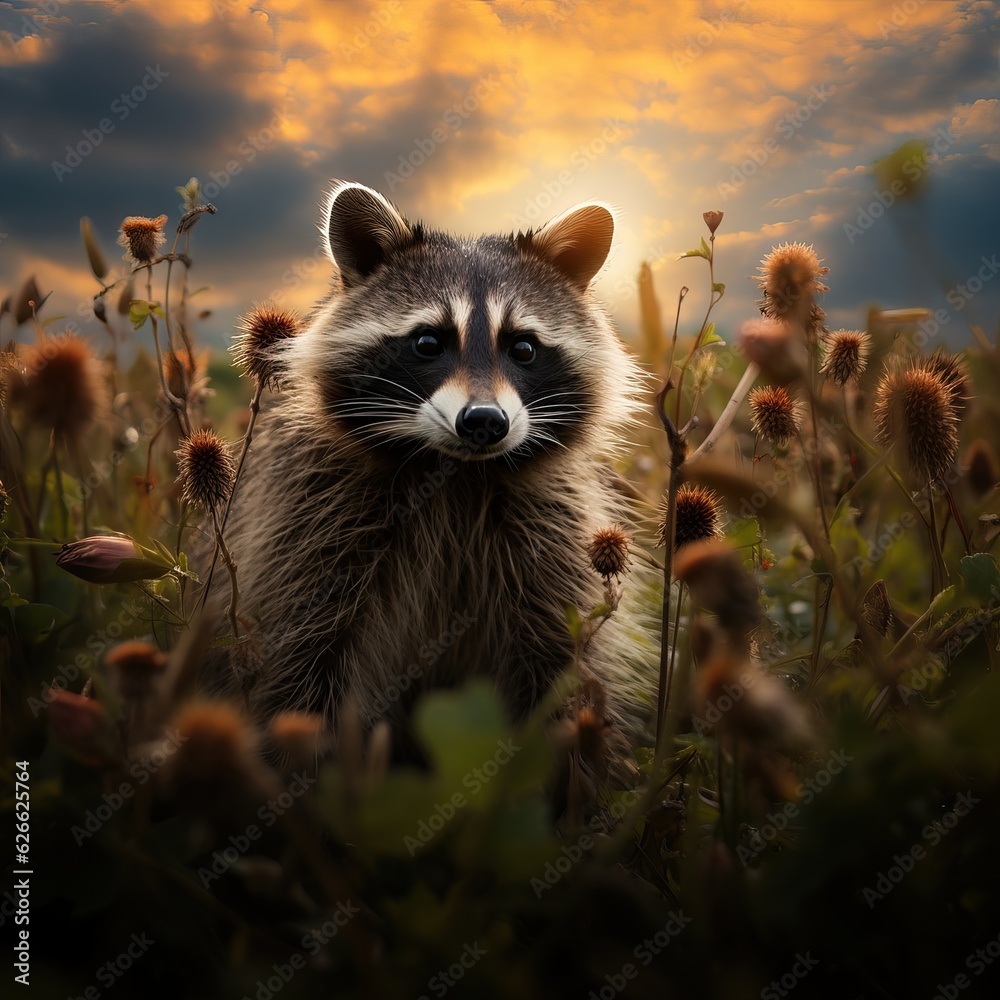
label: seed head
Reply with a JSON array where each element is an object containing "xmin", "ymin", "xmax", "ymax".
[
  {"xmin": 739, "ymin": 318, "xmax": 807, "ymax": 385},
  {"xmin": 662, "ymin": 484, "xmax": 723, "ymax": 550},
  {"xmin": 821, "ymin": 329, "xmax": 871, "ymax": 386},
  {"xmin": 231, "ymin": 302, "xmax": 302, "ymax": 390},
  {"xmin": 674, "ymin": 539, "xmax": 761, "ymax": 645},
  {"xmin": 270, "ymin": 712, "xmax": 326, "ymax": 766},
  {"xmin": 756, "ymin": 242, "xmax": 829, "ymax": 323},
  {"xmin": 873, "ymin": 359, "xmax": 960, "ymax": 482},
  {"xmin": 807, "ymin": 303, "xmax": 828, "ymax": 338},
  {"xmin": 588, "ymin": 525, "xmax": 631, "ymax": 580},
  {"xmin": 176, "ymin": 429, "xmax": 236, "ymax": 510},
  {"xmin": 117, "ymin": 215, "xmax": 167, "ymax": 264},
  {"xmin": 106, "ymin": 640, "xmax": 168, "ymax": 701},
  {"xmin": 924, "ymin": 351, "xmax": 970, "ymax": 419},
  {"xmin": 162, "ymin": 701, "xmax": 256, "ymax": 813},
  {"xmin": 748, "ymin": 385, "xmax": 803, "ymax": 445},
  {"xmin": 9, "ymin": 335, "xmax": 103, "ymax": 444},
  {"xmin": 964, "ymin": 439, "xmax": 998, "ymax": 498}
]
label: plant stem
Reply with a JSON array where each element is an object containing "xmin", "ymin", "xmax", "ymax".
[
  {"xmin": 688, "ymin": 361, "xmax": 760, "ymax": 462},
  {"xmin": 654, "ymin": 390, "xmax": 687, "ymax": 760},
  {"xmin": 211, "ymin": 507, "xmax": 240, "ymax": 637},
  {"xmin": 198, "ymin": 382, "xmax": 264, "ymax": 617}
]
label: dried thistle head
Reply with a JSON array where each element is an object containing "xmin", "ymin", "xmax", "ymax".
[
  {"xmin": 674, "ymin": 539, "xmax": 761, "ymax": 648},
  {"xmin": 8, "ymin": 335, "xmax": 104, "ymax": 445},
  {"xmin": 756, "ymin": 242, "xmax": 829, "ymax": 323},
  {"xmin": 105, "ymin": 640, "xmax": 168, "ymax": 701},
  {"xmin": 738, "ymin": 318, "xmax": 807, "ymax": 385},
  {"xmin": 661, "ymin": 484, "xmax": 723, "ymax": 550},
  {"xmin": 270, "ymin": 712, "xmax": 327, "ymax": 768},
  {"xmin": 873, "ymin": 359, "xmax": 960, "ymax": 482},
  {"xmin": 161, "ymin": 701, "xmax": 257, "ymax": 812},
  {"xmin": 821, "ymin": 329, "xmax": 871, "ymax": 386},
  {"xmin": 117, "ymin": 214, "xmax": 167, "ymax": 264},
  {"xmin": 588, "ymin": 525, "xmax": 631, "ymax": 580},
  {"xmin": 964, "ymin": 439, "xmax": 998, "ymax": 498},
  {"xmin": 924, "ymin": 351, "xmax": 970, "ymax": 419},
  {"xmin": 748, "ymin": 385, "xmax": 803, "ymax": 445},
  {"xmin": 231, "ymin": 302, "xmax": 302, "ymax": 390},
  {"xmin": 807, "ymin": 303, "xmax": 828, "ymax": 338},
  {"xmin": 176, "ymin": 429, "xmax": 236, "ymax": 510}
]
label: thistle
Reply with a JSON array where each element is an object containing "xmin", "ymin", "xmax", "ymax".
[
  {"xmin": 9, "ymin": 335, "xmax": 103, "ymax": 447},
  {"xmin": 748, "ymin": 385, "xmax": 803, "ymax": 446},
  {"xmin": 231, "ymin": 303, "xmax": 302, "ymax": 390},
  {"xmin": 588, "ymin": 525, "xmax": 631, "ymax": 581},
  {"xmin": 105, "ymin": 641, "xmax": 168, "ymax": 702},
  {"xmin": 873, "ymin": 359, "xmax": 960, "ymax": 482},
  {"xmin": 661, "ymin": 484, "xmax": 722, "ymax": 550},
  {"xmin": 161, "ymin": 701, "xmax": 257, "ymax": 815},
  {"xmin": 821, "ymin": 329, "xmax": 871, "ymax": 386},
  {"xmin": 117, "ymin": 214, "xmax": 167, "ymax": 264},
  {"xmin": 924, "ymin": 351, "xmax": 970, "ymax": 419},
  {"xmin": 176, "ymin": 429, "xmax": 236, "ymax": 511},
  {"xmin": 756, "ymin": 242, "xmax": 829, "ymax": 324}
]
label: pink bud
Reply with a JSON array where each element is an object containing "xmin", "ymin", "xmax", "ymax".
[
  {"xmin": 55, "ymin": 535, "xmax": 170, "ymax": 584},
  {"xmin": 47, "ymin": 690, "xmax": 118, "ymax": 766}
]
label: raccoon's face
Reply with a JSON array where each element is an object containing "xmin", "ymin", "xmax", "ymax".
[{"xmin": 292, "ymin": 182, "xmax": 637, "ymax": 464}]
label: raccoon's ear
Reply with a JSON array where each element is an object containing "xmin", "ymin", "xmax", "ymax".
[
  {"xmin": 322, "ymin": 181, "xmax": 414, "ymax": 287},
  {"xmin": 531, "ymin": 202, "xmax": 614, "ymax": 289}
]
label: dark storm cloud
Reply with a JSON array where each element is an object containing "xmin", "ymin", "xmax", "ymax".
[{"xmin": 0, "ymin": 3, "xmax": 284, "ymax": 247}]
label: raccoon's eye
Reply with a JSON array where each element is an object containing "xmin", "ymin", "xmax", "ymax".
[
  {"xmin": 411, "ymin": 330, "xmax": 444, "ymax": 359},
  {"xmin": 508, "ymin": 338, "xmax": 537, "ymax": 365}
]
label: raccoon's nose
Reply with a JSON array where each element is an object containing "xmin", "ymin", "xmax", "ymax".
[{"xmin": 455, "ymin": 401, "xmax": 509, "ymax": 445}]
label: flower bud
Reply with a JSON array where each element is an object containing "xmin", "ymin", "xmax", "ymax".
[
  {"xmin": 55, "ymin": 535, "xmax": 172, "ymax": 584},
  {"xmin": 47, "ymin": 690, "xmax": 119, "ymax": 767}
]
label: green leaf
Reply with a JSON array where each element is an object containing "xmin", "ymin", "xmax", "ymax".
[
  {"xmin": 13, "ymin": 603, "xmax": 69, "ymax": 644},
  {"xmin": 960, "ymin": 553, "xmax": 1000, "ymax": 604},
  {"xmin": 129, "ymin": 300, "xmax": 164, "ymax": 330},
  {"xmin": 712, "ymin": 281, "xmax": 726, "ymax": 297},
  {"xmin": 565, "ymin": 603, "xmax": 583, "ymax": 642},
  {"xmin": 129, "ymin": 299, "xmax": 151, "ymax": 330},
  {"xmin": 727, "ymin": 516, "xmax": 761, "ymax": 550},
  {"xmin": 0, "ymin": 578, "xmax": 28, "ymax": 608},
  {"xmin": 413, "ymin": 681, "xmax": 511, "ymax": 794},
  {"xmin": 699, "ymin": 323, "xmax": 724, "ymax": 347},
  {"xmin": 678, "ymin": 241, "xmax": 710, "ymax": 261}
]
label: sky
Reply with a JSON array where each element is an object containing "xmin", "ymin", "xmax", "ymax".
[{"xmin": 0, "ymin": 0, "xmax": 998, "ymax": 353}]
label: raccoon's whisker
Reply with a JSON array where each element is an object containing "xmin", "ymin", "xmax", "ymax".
[
  {"xmin": 526, "ymin": 390, "xmax": 584, "ymax": 407},
  {"xmin": 349, "ymin": 373, "xmax": 427, "ymax": 404}
]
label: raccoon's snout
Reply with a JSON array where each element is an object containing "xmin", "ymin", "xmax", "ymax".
[{"xmin": 455, "ymin": 401, "xmax": 509, "ymax": 446}]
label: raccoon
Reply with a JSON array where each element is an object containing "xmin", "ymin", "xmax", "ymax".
[{"xmin": 212, "ymin": 181, "xmax": 656, "ymax": 757}]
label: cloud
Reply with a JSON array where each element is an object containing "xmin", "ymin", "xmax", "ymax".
[{"xmin": 0, "ymin": 0, "xmax": 996, "ymax": 351}]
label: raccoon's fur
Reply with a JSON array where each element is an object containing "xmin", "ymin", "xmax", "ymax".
[{"xmin": 211, "ymin": 181, "xmax": 656, "ymax": 755}]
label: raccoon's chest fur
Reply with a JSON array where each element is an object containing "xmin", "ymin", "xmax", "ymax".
[{"xmin": 224, "ymin": 410, "xmax": 623, "ymax": 727}]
